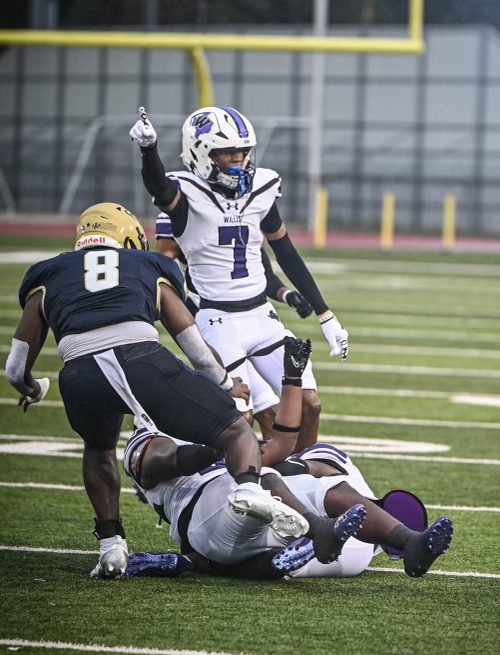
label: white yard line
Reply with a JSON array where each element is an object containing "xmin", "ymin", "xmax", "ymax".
[
  {"xmin": 0, "ymin": 398, "xmax": 64, "ymax": 407},
  {"xmin": 1, "ymin": 448, "xmax": 495, "ymax": 465},
  {"xmin": 0, "ymin": 251, "xmax": 61, "ymax": 264},
  {"xmin": 0, "ymin": 481, "xmax": 135, "ymax": 494},
  {"xmin": 425, "ymin": 504, "xmax": 500, "ymax": 513},
  {"xmin": 1, "ymin": 397, "xmax": 499, "ymax": 430},
  {"xmin": 1, "ymin": 481, "xmax": 498, "ymax": 514},
  {"xmin": 314, "ymin": 362, "xmax": 500, "ymax": 378},
  {"xmin": 451, "ymin": 394, "xmax": 500, "ymax": 408},
  {"xmin": 0, "ymin": 435, "xmax": 496, "ymax": 465},
  {"xmin": 259, "ymin": 322, "xmax": 500, "ymax": 343},
  {"xmin": 3, "ymin": 342, "xmax": 500, "ymax": 361},
  {"xmin": 316, "ymin": 278, "xmax": 500, "ymax": 293},
  {"xmin": 318, "ymin": 387, "xmax": 500, "ymax": 410},
  {"xmin": 0, "ymin": 545, "xmax": 98, "ymax": 555},
  {"xmin": 320, "ymin": 414, "xmax": 500, "ymax": 430},
  {"xmin": 354, "ymin": 453, "xmax": 500, "ymax": 465},
  {"xmin": 7, "ymin": 361, "xmax": 498, "ymax": 383},
  {"xmin": 0, "ymin": 639, "xmax": 238, "ymax": 655},
  {"xmin": 319, "ymin": 312, "xmax": 500, "ymax": 328},
  {"xmin": 367, "ymin": 567, "xmax": 500, "ymax": 579},
  {"xmin": 0, "ymin": 548, "xmax": 497, "ymax": 581},
  {"xmin": 306, "ymin": 258, "xmax": 500, "ymax": 276},
  {"xmin": 0, "ymin": 433, "xmax": 80, "ymax": 442},
  {"xmin": 319, "ymin": 386, "xmax": 453, "ymax": 398}
]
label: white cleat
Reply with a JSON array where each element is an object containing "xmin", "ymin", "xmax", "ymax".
[
  {"xmin": 228, "ymin": 482, "xmax": 309, "ymax": 539},
  {"xmin": 90, "ymin": 536, "xmax": 129, "ymax": 579}
]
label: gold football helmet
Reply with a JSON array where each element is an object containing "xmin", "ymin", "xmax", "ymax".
[{"xmin": 75, "ymin": 203, "xmax": 149, "ymax": 251}]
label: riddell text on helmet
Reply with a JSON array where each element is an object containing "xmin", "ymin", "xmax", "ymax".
[{"xmin": 76, "ymin": 235, "xmax": 108, "ymax": 248}]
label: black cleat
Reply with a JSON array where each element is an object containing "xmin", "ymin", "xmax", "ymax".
[
  {"xmin": 404, "ymin": 516, "xmax": 454, "ymax": 578},
  {"xmin": 313, "ymin": 503, "xmax": 367, "ymax": 564}
]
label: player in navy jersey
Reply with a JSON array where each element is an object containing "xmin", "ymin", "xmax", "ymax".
[
  {"xmin": 5, "ymin": 202, "xmax": 321, "ymax": 579},
  {"xmin": 130, "ymin": 106, "xmax": 349, "ymax": 462}
]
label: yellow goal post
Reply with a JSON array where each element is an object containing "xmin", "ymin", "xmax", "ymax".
[{"xmin": 0, "ymin": 0, "xmax": 425, "ymax": 240}]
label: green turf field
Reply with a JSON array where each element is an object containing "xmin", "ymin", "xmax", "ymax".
[{"xmin": 0, "ymin": 235, "xmax": 499, "ymax": 655}]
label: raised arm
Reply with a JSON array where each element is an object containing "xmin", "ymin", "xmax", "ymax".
[
  {"xmin": 129, "ymin": 108, "xmax": 189, "ymax": 236},
  {"xmin": 260, "ymin": 337, "xmax": 311, "ymax": 467}
]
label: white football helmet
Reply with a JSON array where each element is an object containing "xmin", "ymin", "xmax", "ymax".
[{"xmin": 181, "ymin": 106, "xmax": 257, "ymax": 198}]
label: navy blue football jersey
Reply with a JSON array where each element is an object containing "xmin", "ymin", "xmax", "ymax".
[{"xmin": 19, "ymin": 248, "xmax": 185, "ymax": 343}]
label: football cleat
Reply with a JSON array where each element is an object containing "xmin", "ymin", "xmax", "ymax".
[
  {"xmin": 403, "ymin": 516, "xmax": 454, "ymax": 578},
  {"xmin": 125, "ymin": 552, "xmax": 194, "ymax": 578},
  {"xmin": 90, "ymin": 536, "xmax": 129, "ymax": 580},
  {"xmin": 312, "ymin": 503, "xmax": 367, "ymax": 564},
  {"xmin": 271, "ymin": 538, "xmax": 315, "ymax": 574},
  {"xmin": 227, "ymin": 482, "xmax": 309, "ymax": 539}
]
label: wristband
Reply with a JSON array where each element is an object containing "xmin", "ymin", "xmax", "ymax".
[
  {"xmin": 272, "ymin": 422, "xmax": 301, "ymax": 433},
  {"xmin": 319, "ymin": 312, "xmax": 335, "ymax": 325},
  {"xmin": 220, "ymin": 374, "xmax": 234, "ymax": 391},
  {"xmin": 281, "ymin": 376, "xmax": 302, "ymax": 387}
]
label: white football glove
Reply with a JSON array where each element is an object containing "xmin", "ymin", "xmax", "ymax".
[
  {"xmin": 129, "ymin": 106, "xmax": 157, "ymax": 147},
  {"xmin": 90, "ymin": 536, "xmax": 129, "ymax": 580},
  {"xmin": 18, "ymin": 377, "xmax": 51, "ymax": 412},
  {"xmin": 320, "ymin": 315, "xmax": 349, "ymax": 360}
]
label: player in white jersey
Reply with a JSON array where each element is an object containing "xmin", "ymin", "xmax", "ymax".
[
  {"xmin": 123, "ymin": 340, "xmax": 453, "ymax": 580},
  {"xmin": 129, "ymin": 106, "xmax": 349, "ymax": 462},
  {"xmin": 155, "ymin": 210, "xmax": 312, "ymax": 440},
  {"xmin": 124, "ymin": 338, "xmax": 374, "ymax": 570}
]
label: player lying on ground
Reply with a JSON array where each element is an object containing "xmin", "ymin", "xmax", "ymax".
[
  {"xmin": 4, "ymin": 204, "xmax": 332, "ymax": 580},
  {"xmin": 123, "ymin": 339, "xmax": 454, "ymax": 580},
  {"xmin": 130, "ymin": 105, "xmax": 348, "ymax": 455}
]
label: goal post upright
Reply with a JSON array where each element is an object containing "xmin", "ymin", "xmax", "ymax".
[{"xmin": 0, "ymin": 0, "xmax": 425, "ymax": 241}]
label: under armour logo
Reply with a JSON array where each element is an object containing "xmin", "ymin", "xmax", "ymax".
[
  {"xmin": 226, "ymin": 202, "xmax": 239, "ymax": 211},
  {"xmin": 268, "ymin": 310, "xmax": 281, "ymax": 322},
  {"xmin": 209, "ymin": 318, "xmax": 223, "ymax": 325}
]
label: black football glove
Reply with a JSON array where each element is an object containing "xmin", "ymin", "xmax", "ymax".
[
  {"xmin": 283, "ymin": 337, "xmax": 312, "ymax": 378},
  {"xmin": 283, "ymin": 290, "xmax": 313, "ymax": 319}
]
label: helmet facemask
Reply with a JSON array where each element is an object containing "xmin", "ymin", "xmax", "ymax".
[{"xmin": 209, "ymin": 146, "xmax": 256, "ymax": 198}]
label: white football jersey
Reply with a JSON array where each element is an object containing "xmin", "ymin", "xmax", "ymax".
[
  {"xmin": 144, "ymin": 465, "xmax": 226, "ymax": 544},
  {"xmin": 169, "ymin": 168, "xmax": 282, "ymax": 302}
]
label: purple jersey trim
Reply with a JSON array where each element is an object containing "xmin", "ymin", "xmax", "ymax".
[{"xmin": 156, "ymin": 214, "xmax": 174, "ymax": 239}]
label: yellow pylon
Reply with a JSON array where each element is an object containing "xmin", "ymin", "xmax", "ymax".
[
  {"xmin": 381, "ymin": 191, "xmax": 395, "ymax": 250},
  {"xmin": 442, "ymin": 193, "xmax": 457, "ymax": 251}
]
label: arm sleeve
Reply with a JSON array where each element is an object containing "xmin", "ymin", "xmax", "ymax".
[
  {"xmin": 140, "ymin": 144, "xmax": 189, "ymax": 236},
  {"xmin": 267, "ymin": 234, "xmax": 329, "ymax": 315},
  {"xmin": 261, "ymin": 249, "xmax": 286, "ymax": 301},
  {"xmin": 260, "ymin": 202, "xmax": 283, "ymax": 234}
]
